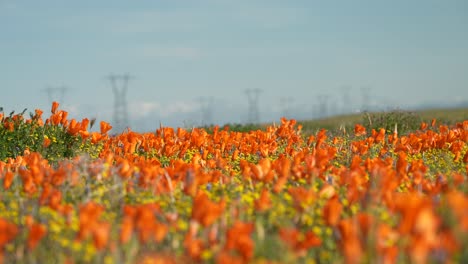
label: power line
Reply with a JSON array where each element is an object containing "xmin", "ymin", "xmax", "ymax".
[
  {"xmin": 245, "ymin": 88, "xmax": 262, "ymax": 124},
  {"xmin": 108, "ymin": 73, "xmax": 132, "ymax": 134}
]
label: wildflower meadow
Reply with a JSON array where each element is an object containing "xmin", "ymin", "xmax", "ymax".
[{"xmin": 0, "ymin": 102, "xmax": 467, "ymax": 264}]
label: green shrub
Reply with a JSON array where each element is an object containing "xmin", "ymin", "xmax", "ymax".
[{"xmin": 0, "ymin": 109, "xmax": 97, "ymax": 163}]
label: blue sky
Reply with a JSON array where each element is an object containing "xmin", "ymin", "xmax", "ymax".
[{"xmin": 1, "ymin": 0, "xmax": 467, "ymax": 131}]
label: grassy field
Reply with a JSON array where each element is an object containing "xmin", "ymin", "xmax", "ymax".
[
  {"xmin": 299, "ymin": 107, "xmax": 468, "ymax": 134},
  {"xmin": 221, "ymin": 107, "xmax": 468, "ymax": 135},
  {"xmin": 0, "ymin": 103, "xmax": 467, "ymax": 263}
]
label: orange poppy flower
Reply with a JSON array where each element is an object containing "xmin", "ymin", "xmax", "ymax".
[
  {"xmin": 191, "ymin": 191, "xmax": 225, "ymax": 227},
  {"xmin": 420, "ymin": 122, "xmax": 428, "ymax": 130},
  {"xmin": 27, "ymin": 222, "xmax": 47, "ymax": 250},
  {"xmin": 43, "ymin": 136, "xmax": 52, "ymax": 148},
  {"xmin": 137, "ymin": 253, "xmax": 178, "ymax": 264},
  {"xmin": 18, "ymin": 168, "xmax": 37, "ymax": 194},
  {"xmin": 207, "ymin": 223, "xmax": 219, "ymax": 246},
  {"xmin": 307, "ymin": 135, "xmax": 315, "ymax": 145},
  {"xmin": 153, "ymin": 221, "xmax": 168, "ymax": 243},
  {"xmin": 66, "ymin": 119, "xmax": 80, "ymax": 136},
  {"xmin": 48, "ymin": 189, "xmax": 63, "ymax": 211},
  {"xmin": 3, "ymin": 171, "xmax": 14, "ymax": 190},
  {"xmin": 413, "ymin": 207, "xmax": 439, "ymax": 247},
  {"xmin": 354, "ymin": 124, "xmax": 367, "ymax": 137},
  {"xmin": 249, "ymin": 158, "xmax": 274, "ymax": 183},
  {"xmin": 376, "ymin": 224, "xmax": 399, "ymax": 264},
  {"xmin": 121, "ymin": 203, "xmax": 169, "ymax": 245},
  {"xmin": 323, "ymin": 195, "xmax": 343, "ymax": 227},
  {"xmin": 0, "ymin": 218, "xmax": 18, "ymax": 248},
  {"xmin": 34, "ymin": 109, "xmax": 43, "ymax": 119},
  {"xmin": 437, "ymin": 229, "xmax": 459, "ymax": 260},
  {"xmin": 446, "ymin": 191, "xmax": 468, "ymax": 232},
  {"xmin": 92, "ymin": 222, "xmax": 110, "ymax": 250},
  {"xmin": 272, "ymin": 156, "xmax": 291, "ymax": 192},
  {"xmin": 315, "ymin": 129, "xmax": 327, "ymax": 149},
  {"xmin": 51, "ymin": 101, "xmax": 59, "ymax": 114},
  {"xmin": 288, "ymin": 186, "xmax": 316, "ymax": 212},
  {"xmin": 357, "ymin": 213, "xmax": 373, "ymax": 238},
  {"xmin": 91, "ymin": 132, "xmax": 102, "ymax": 144},
  {"xmin": 224, "ymin": 221, "xmax": 255, "ymax": 262},
  {"xmin": 76, "ymin": 202, "xmax": 105, "ymax": 241},
  {"xmin": 396, "ymin": 151, "xmax": 408, "ymax": 177},
  {"xmin": 337, "ymin": 218, "xmax": 363, "ymax": 264},
  {"xmin": 254, "ymin": 188, "xmax": 272, "ymax": 212},
  {"xmin": 100, "ymin": 121, "xmax": 112, "ymax": 134},
  {"xmin": 279, "ymin": 227, "xmax": 321, "ymax": 256},
  {"xmin": 216, "ymin": 250, "xmax": 244, "ymax": 264},
  {"xmin": 183, "ymin": 233, "xmax": 204, "ymax": 262},
  {"xmin": 117, "ymin": 159, "xmax": 133, "ymax": 179},
  {"xmin": 119, "ymin": 217, "xmax": 134, "ymax": 244},
  {"xmin": 374, "ymin": 128, "xmax": 386, "ymax": 143},
  {"xmin": 3, "ymin": 120, "xmax": 14, "ymax": 131},
  {"xmin": 60, "ymin": 111, "xmax": 68, "ymax": 125},
  {"xmin": 81, "ymin": 118, "xmax": 90, "ymax": 130}
]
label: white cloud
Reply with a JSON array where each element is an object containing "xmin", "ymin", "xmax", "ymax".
[
  {"xmin": 62, "ymin": 103, "xmax": 80, "ymax": 116},
  {"xmin": 128, "ymin": 100, "xmax": 199, "ymax": 119},
  {"xmin": 128, "ymin": 101, "xmax": 161, "ymax": 119},
  {"xmin": 161, "ymin": 100, "xmax": 199, "ymax": 117}
]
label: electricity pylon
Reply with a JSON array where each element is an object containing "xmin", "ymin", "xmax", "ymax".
[
  {"xmin": 361, "ymin": 86, "xmax": 371, "ymax": 112},
  {"xmin": 340, "ymin": 85, "xmax": 351, "ymax": 114},
  {"xmin": 199, "ymin": 96, "xmax": 214, "ymax": 126},
  {"xmin": 280, "ymin": 96, "xmax": 294, "ymax": 118},
  {"xmin": 245, "ymin": 89, "xmax": 262, "ymax": 124},
  {"xmin": 108, "ymin": 74, "xmax": 132, "ymax": 134},
  {"xmin": 317, "ymin": 94, "xmax": 329, "ymax": 118}
]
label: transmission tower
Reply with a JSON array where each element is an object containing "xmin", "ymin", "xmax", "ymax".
[
  {"xmin": 280, "ymin": 96, "xmax": 294, "ymax": 118},
  {"xmin": 329, "ymin": 97, "xmax": 337, "ymax": 117},
  {"xmin": 108, "ymin": 74, "xmax": 132, "ymax": 133},
  {"xmin": 43, "ymin": 86, "xmax": 67, "ymax": 105},
  {"xmin": 361, "ymin": 86, "xmax": 371, "ymax": 112},
  {"xmin": 199, "ymin": 96, "xmax": 214, "ymax": 126},
  {"xmin": 317, "ymin": 94, "xmax": 329, "ymax": 118},
  {"xmin": 340, "ymin": 86, "xmax": 351, "ymax": 114},
  {"xmin": 245, "ymin": 89, "xmax": 262, "ymax": 124}
]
